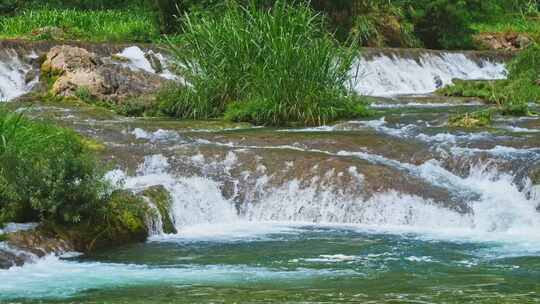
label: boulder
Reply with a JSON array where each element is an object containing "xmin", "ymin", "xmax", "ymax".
[
  {"xmin": 474, "ymin": 32, "xmax": 533, "ymax": 51},
  {"xmin": 6, "ymin": 229, "xmax": 73, "ymax": 258},
  {"xmin": 42, "ymin": 45, "xmax": 168, "ymax": 102},
  {"xmin": 0, "ymin": 247, "xmax": 30, "ymax": 269},
  {"xmin": 145, "ymin": 51, "xmax": 164, "ymax": 74},
  {"xmin": 142, "ymin": 185, "xmax": 177, "ymax": 234},
  {"xmin": 42, "ymin": 45, "xmax": 99, "ymax": 75}
]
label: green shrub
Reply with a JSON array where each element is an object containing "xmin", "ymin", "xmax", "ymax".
[
  {"xmin": 115, "ymin": 97, "xmax": 160, "ymax": 117},
  {"xmin": 436, "ymin": 79, "xmax": 501, "ymax": 102},
  {"xmin": 449, "ymin": 109, "xmax": 494, "ymax": 128},
  {"xmin": 0, "ymin": 109, "xmax": 110, "ymax": 225},
  {"xmin": 400, "ymin": 0, "xmax": 476, "ymax": 49},
  {"xmin": 0, "ymin": 109, "xmax": 152, "ymax": 250},
  {"xmin": 0, "ymin": 0, "xmax": 17, "ymax": 16},
  {"xmin": 164, "ymin": 0, "xmax": 368, "ymax": 126}
]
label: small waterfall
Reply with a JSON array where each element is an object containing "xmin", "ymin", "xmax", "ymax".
[
  {"xmin": 117, "ymin": 150, "xmax": 539, "ymax": 244},
  {"xmin": 114, "ymin": 155, "xmax": 239, "ymax": 234},
  {"xmin": 0, "ymin": 50, "xmax": 37, "ymax": 101},
  {"xmin": 353, "ymin": 50, "xmax": 507, "ymax": 96}
]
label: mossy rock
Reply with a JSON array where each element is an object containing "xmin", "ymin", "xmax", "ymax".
[
  {"xmin": 531, "ymin": 168, "xmax": 540, "ymax": 186},
  {"xmin": 81, "ymin": 137, "xmax": 106, "ymax": 152},
  {"xmin": 449, "ymin": 110, "xmax": 493, "ymax": 128},
  {"xmin": 142, "ymin": 185, "xmax": 176, "ymax": 234},
  {"xmin": 110, "ymin": 54, "xmax": 130, "ymax": 63},
  {"xmin": 43, "ymin": 190, "xmax": 150, "ymax": 252}
]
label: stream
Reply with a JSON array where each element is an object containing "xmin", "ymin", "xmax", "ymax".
[{"xmin": 0, "ymin": 46, "xmax": 539, "ymax": 303}]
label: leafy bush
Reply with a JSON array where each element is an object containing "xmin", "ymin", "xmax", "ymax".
[
  {"xmin": 163, "ymin": 0, "xmax": 368, "ymax": 126},
  {"xmin": 0, "ymin": 109, "xmax": 151, "ymax": 249},
  {"xmin": 399, "ymin": 0, "xmax": 476, "ymax": 49},
  {"xmin": 0, "ymin": 0, "xmax": 17, "ymax": 16},
  {"xmin": 0, "ymin": 110, "xmax": 110, "ymax": 225},
  {"xmin": 310, "ymin": 0, "xmax": 419, "ymax": 47}
]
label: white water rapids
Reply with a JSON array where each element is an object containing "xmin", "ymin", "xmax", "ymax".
[{"xmin": 108, "ymin": 144, "xmax": 539, "ymax": 254}]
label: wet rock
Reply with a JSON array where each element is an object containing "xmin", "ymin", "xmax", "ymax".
[
  {"xmin": 41, "ymin": 45, "xmax": 168, "ymax": 102},
  {"xmin": 0, "ymin": 226, "xmax": 73, "ymax": 269},
  {"xmin": 0, "ymin": 246, "xmax": 31, "ymax": 269},
  {"xmin": 42, "ymin": 45, "xmax": 99, "ymax": 74},
  {"xmin": 142, "ymin": 185, "xmax": 177, "ymax": 234},
  {"xmin": 145, "ymin": 51, "xmax": 163, "ymax": 74},
  {"xmin": 6, "ymin": 228, "xmax": 73, "ymax": 258},
  {"xmin": 24, "ymin": 68, "xmax": 40, "ymax": 84}
]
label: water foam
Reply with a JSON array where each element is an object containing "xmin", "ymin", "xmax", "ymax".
[
  {"xmin": 0, "ymin": 254, "xmax": 354, "ymax": 300},
  {"xmin": 116, "ymin": 46, "xmax": 178, "ymax": 80}
]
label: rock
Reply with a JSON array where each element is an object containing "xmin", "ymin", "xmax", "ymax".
[
  {"xmin": 42, "ymin": 45, "xmax": 168, "ymax": 102},
  {"xmin": 434, "ymin": 75, "xmax": 443, "ymax": 89},
  {"xmin": 515, "ymin": 35, "xmax": 532, "ymax": 49},
  {"xmin": 0, "ymin": 246, "xmax": 29, "ymax": 269},
  {"xmin": 52, "ymin": 69, "xmax": 104, "ymax": 97},
  {"xmin": 145, "ymin": 51, "xmax": 164, "ymax": 74},
  {"xmin": 110, "ymin": 54, "xmax": 131, "ymax": 63},
  {"xmin": 42, "ymin": 45, "xmax": 99, "ymax": 75},
  {"xmin": 31, "ymin": 26, "xmax": 66, "ymax": 40},
  {"xmin": 475, "ymin": 32, "xmax": 533, "ymax": 51},
  {"xmin": 0, "ymin": 226, "xmax": 73, "ymax": 269},
  {"xmin": 142, "ymin": 185, "xmax": 177, "ymax": 234},
  {"xmin": 24, "ymin": 68, "xmax": 39, "ymax": 84},
  {"xmin": 6, "ymin": 229, "xmax": 73, "ymax": 258},
  {"xmin": 96, "ymin": 64, "xmax": 166, "ymax": 100}
]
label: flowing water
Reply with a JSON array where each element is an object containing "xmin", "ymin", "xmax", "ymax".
[{"xmin": 1, "ymin": 47, "xmax": 540, "ymax": 303}]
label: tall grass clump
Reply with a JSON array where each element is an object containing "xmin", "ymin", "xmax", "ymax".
[
  {"xmin": 163, "ymin": 0, "xmax": 368, "ymax": 126},
  {"xmin": 0, "ymin": 7, "xmax": 159, "ymax": 42}
]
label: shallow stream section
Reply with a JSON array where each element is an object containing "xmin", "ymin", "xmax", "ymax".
[
  {"xmin": 1, "ymin": 95, "xmax": 539, "ymax": 303},
  {"xmin": 0, "ymin": 45, "xmax": 538, "ymax": 303}
]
